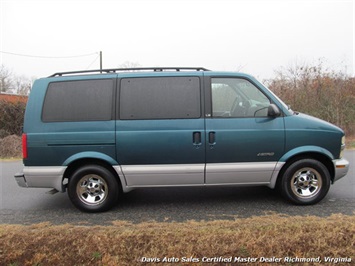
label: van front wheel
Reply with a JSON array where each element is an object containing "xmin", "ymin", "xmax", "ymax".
[
  {"xmin": 68, "ymin": 165, "xmax": 119, "ymax": 212},
  {"xmin": 280, "ymin": 159, "xmax": 330, "ymax": 205}
]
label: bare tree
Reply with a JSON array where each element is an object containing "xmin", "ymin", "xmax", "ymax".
[
  {"xmin": 0, "ymin": 65, "xmax": 13, "ymax": 93},
  {"xmin": 13, "ymin": 75, "xmax": 32, "ymax": 95},
  {"xmin": 118, "ymin": 61, "xmax": 141, "ymax": 69},
  {"xmin": 267, "ymin": 59, "xmax": 355, "ymax": 136}
]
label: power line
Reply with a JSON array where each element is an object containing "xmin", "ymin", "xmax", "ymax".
[
  {"xmin": 86, "ymin": 54, "xmax": 100, "ymax": 69},
  {"xmin": 0, "ymin": 50, "xmax": 98, "ymax": 59}
]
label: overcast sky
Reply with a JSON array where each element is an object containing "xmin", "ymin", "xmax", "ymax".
[{"xmin": 0, "ymin": 0, "xmax": 354, "ymax": 80}]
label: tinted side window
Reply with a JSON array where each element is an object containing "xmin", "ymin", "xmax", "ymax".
[
  {"xmin": 120, "ymin": 77, "xmax": 201, "ymax": 119},
  {"xmin": 42, "ymin": 79, "xmax": 114, "ymax": 122}
]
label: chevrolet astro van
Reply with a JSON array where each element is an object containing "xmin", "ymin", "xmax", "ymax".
[{"xmin": 15, "ymin": 67, "xmax": 349, "ymax": 212}]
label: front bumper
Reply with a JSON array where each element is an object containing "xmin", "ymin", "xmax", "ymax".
[{"xmin": 333, "ymin": 158, "xmax": 349, "ymax": 182}]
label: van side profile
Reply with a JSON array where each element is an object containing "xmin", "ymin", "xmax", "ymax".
[{"xmin": 15, "ymin": 67, "xmax": 349, "ymax": 212}]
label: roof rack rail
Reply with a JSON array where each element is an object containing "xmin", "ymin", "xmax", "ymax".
[{"xmin": 48, "ymin": 67, "xmax": 210, "ymax": 77}]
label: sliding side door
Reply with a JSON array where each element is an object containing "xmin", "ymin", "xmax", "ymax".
[{"xmin": 116, "ymin": 75, "xmax": 205, "ymax": 187}]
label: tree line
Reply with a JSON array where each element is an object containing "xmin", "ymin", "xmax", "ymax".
[
  {"xmin": 266, "ymin": 60, "xmax": 355, "ymax": 136},
  {"xmin": 0, "ymin": 65, "xmax": 32, "ymax": 95},
  {"xmin": 0, "ymin": 61, "xmax": 354, "ymax": 138}
]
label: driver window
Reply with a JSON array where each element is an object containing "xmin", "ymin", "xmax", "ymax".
[{"xmin": 211, "ymin": 78, "xmax": 270, "ymax": 117}]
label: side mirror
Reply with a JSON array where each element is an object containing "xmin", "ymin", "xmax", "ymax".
[{"xmin": 268, "ymin": 104, "xmax": 281, "ymax": 117}]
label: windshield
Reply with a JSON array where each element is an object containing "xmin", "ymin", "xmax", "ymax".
[{"xmin": 260, "ymin": 81, "xmax": 294, "ymax": 114}]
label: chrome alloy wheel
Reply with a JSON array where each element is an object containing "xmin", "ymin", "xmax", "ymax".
[
  {"xmin": 291, "ymin": 167, "xmax": 323, "ymax": 199},
  {"xmin": 76, "ymin": 174, "xmax": 108, "ymax": 206}
]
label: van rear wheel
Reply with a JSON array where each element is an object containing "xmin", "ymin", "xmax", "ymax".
[
  {"xmin": 280, "ymin": 159, "xmax": 330, "ymax": 205},
  {"xmin": 68, "ymin": 165, "xmax": 119, "ymax": 212}
]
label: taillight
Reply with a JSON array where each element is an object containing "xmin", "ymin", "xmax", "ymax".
[{"xmin": 22, "ymin": 133, "xmax": 28, "ymax": 159}]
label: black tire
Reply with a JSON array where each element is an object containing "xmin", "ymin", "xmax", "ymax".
[
  {"xmin": 280, "ymin": 159, "xmax": 330, "ymax": 205},
  {"xmin": 68, "ymin": 165, "xmax": 119, "ymax": 212}
]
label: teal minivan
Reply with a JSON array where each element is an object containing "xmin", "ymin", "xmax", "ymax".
[{"xmin": 15, "ymin": 67, "xmax": 349, "ymax": 212}]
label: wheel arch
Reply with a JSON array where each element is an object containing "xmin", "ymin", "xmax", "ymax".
[
  {"xmin": 63, "ymin": 157, "xmax": 123, "ymax": 193},
  {"xmin": 277, "ymin": 151, "xmax": 335, "ymax": 188}
]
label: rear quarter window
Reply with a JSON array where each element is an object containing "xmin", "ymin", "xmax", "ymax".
[{"xmin": 42, "ymin": 79, "xmax": 114, "ymax": 122}]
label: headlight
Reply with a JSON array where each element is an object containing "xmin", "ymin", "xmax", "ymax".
[{"xmin": 340, "ymin": 136, "xmax": 345, "ymax": 158}]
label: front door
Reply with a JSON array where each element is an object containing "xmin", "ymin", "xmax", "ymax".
[{"xmin": 205, "ymin": 77, "xmax": 285, "ymax": 185}]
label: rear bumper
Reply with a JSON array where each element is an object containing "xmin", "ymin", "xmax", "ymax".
[
  {"xmin": 14, "ymin": 166, "xmax": 67, "ymax": 192},
  {"xmin": 333, "ymin": 158, "xmax": 349, "ymax": 182}
]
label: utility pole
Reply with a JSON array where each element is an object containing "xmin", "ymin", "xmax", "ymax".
[{"xmin": 100, "ymin": 51, "xmax": 102, "ymax": 73}]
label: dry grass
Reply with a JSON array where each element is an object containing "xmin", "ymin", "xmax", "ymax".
[
  {"xmin": 346, "ymin": 136, "xmax": 355, "ymax": 149},
  {"xmin": 0, "ymin": 214, "xmax": 354, "ymax": 266},
  {"xmin": 0, "ymin": 135, "xmax": 22, "ymax": 158}
]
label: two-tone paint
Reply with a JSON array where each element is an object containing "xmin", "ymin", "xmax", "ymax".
[{"xmin": 15, "ymin": 71, "xmax": 349, "ymax": 195}]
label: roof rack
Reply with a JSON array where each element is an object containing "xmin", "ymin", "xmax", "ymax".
[{"xmin": 48, "ymin": 67, "xmax": 210, "ymax": 77}]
